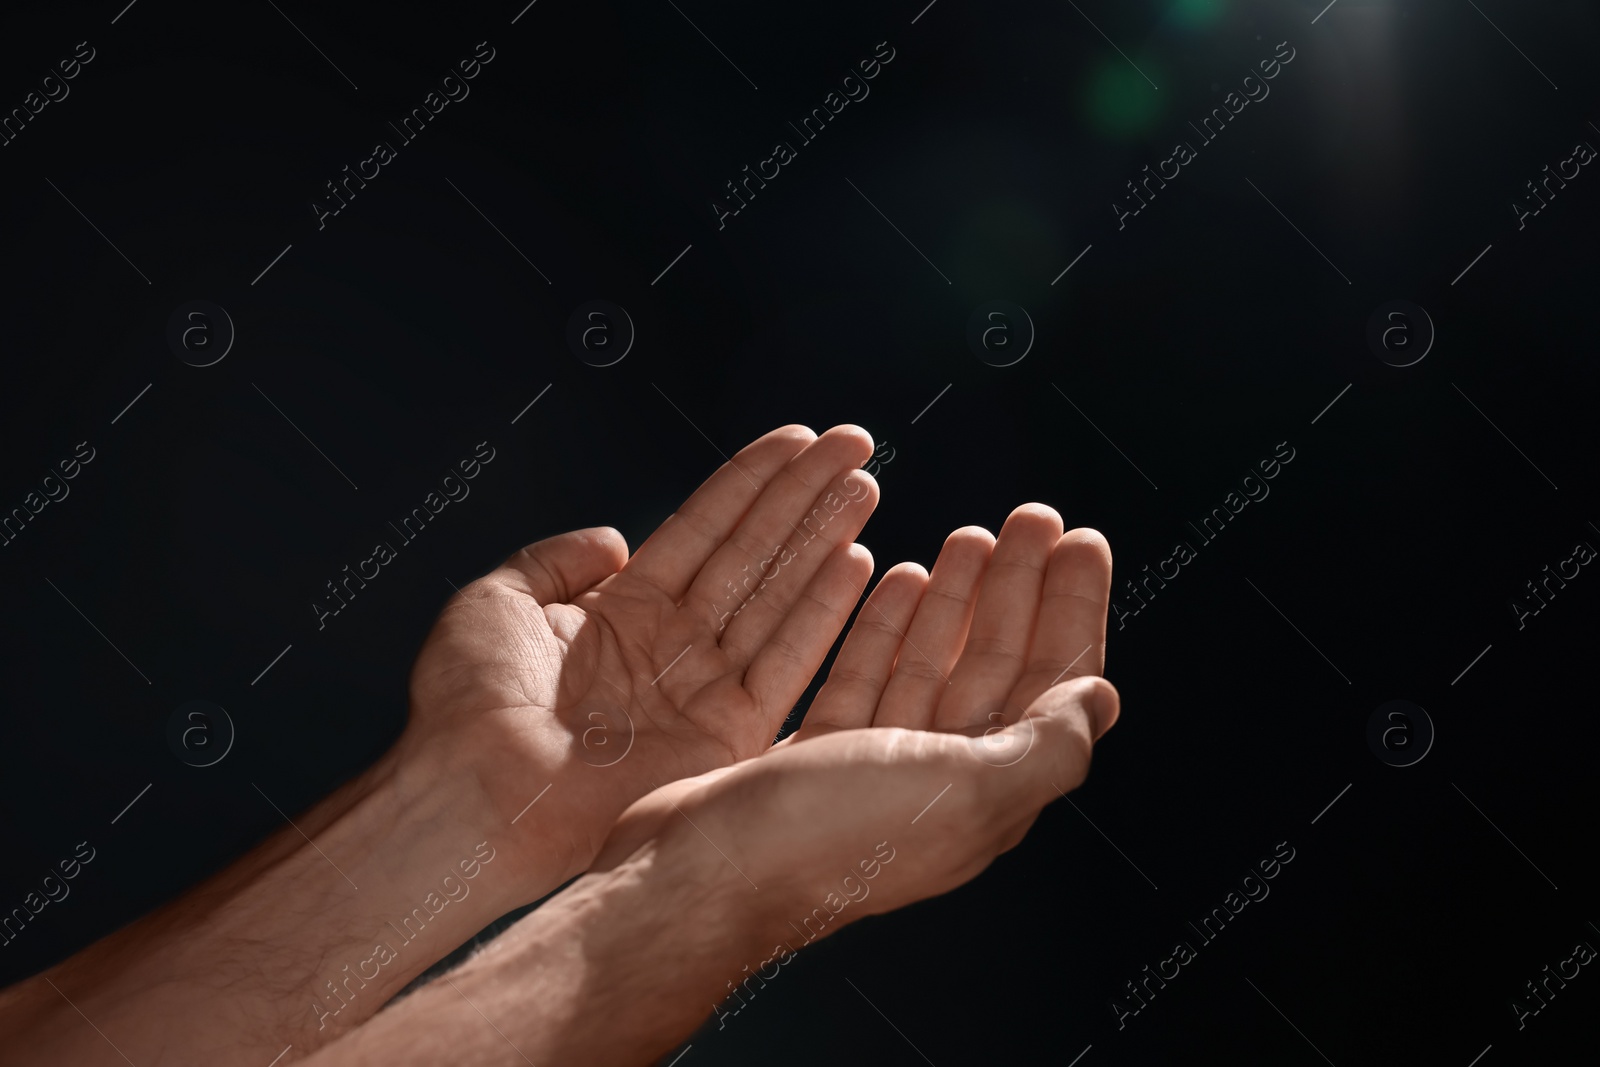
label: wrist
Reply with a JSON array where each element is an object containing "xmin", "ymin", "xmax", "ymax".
[
  {"xmin": 393, "ymin": 724, "xmax": 592, "ymax": 894},
  {"xmin": 430, "ymin": 834, "xmax": 777, "ymax": 1066}
]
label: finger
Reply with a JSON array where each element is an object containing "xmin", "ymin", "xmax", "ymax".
[
  {"xmin": 872, "ymin": 526, "xmax": 994, "ymax": 729},
  {"xmin": 744, "ymin": 542, "xmax": 876, "ymax": 733},
  {"xmin": 803, "ymin": 562, "xmax": 930, "ymax": 732},
  {"xmin": 935, "ymin": 504, "xmax": 1063, "ymax": 730},
  {"xmin": 492, "ymin": 526, "xmax": 630, "ymax": 603},
  {"xmin": 716, "ymin": 464, "xmax": 881, "ymax": 664},
  {"xmin": 1006, "ymin": 528, "xmax": 1113, "ymax": 717},
  {"xmin": 982, "ymin": 676, "xmax": 1119, "ymax": 812},
  {"xmin": 625, "ymin": 425, "xmax": 817, "ymax": 600},
  {"xmin": 679, "ymin": 425, "xmax": 875, "ymax": 651}
]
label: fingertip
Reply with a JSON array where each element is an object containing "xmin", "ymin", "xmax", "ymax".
[
  {"xmin": 843, "ymin": 465, "xmax": 881, "ymax": 506},
  {"xmin": 842, "ymin": 540, "xmax": 875, "ymax": 576},
  {"xmin": 769, "ymin": 423, "xmax": 818, "ymax": 445},
  {"xmin": 824, "ymin": 423, "xmax": 875, "ymax": 455},
  {"xmin": 1005, "ymin": 502, "xmax": 1065, "ymax": 539},
  {"xmin": 588, "ymin": 524, "xmax": 630, "ymax": 559},
  {"xmin": 946, "ymin": 524, "xmax": 997, "ymax": 550},
  {"xmin": 1080, "ymin": 675, "xmax": 1120, "ymax": 739},
  {"xmin": 883, "ymin": 559, "xmax": 930, "ymax": 584},
  {"xmin": 1059, "ymin": 527, "xmax": 1112, "ymax": 566}
]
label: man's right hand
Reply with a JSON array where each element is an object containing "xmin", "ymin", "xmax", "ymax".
[{"xmin": 593, "ymin": 505, "xmax": 1119, "ymax": 946}]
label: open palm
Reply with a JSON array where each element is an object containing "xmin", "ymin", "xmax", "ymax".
[
  {"xmin": 592, "ymin": 503, "xmax": 1117, "ymax": 859},
  {"xmin": 395, "ymin": 425, "xmax": 881, "ymax": 888}
]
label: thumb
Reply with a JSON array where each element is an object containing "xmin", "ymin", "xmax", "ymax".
[
  {"xmin": 495, "ymin": 526, "xmax": 630, "ymax": 604},
  {"xmin": 993, "ymin": 675, "xmax": 1119, "ymax": 801}
]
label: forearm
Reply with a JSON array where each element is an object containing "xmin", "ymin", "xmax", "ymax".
[
  {"xmin": 0, "ymin": 746, "xmax": 564, "ymax": 1065},
  {"xmin": 301, "ymin": 838, "xmax": 764, "ymax": 1067}
]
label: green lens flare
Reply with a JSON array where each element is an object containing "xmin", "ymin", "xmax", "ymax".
[
  {"xmin": 1169, "ymin": 0, "xmax": 1227, "ymax": 29},
  {"xmin": 1082, "ymin": 60, "xmax": 1164, "ymax": 139}
]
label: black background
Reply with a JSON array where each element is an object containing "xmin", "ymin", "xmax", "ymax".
[{"xmin": 2, "ymin": 1, "xmax": 1597, "ymax": 1064}]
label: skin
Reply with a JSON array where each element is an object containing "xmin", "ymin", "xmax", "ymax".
[
  {"xmin": 301, "ymin": 511, "xmax": 1117, "ymax": 1066},
  {"xmin": 0, "ymin": 425, "xmax": 1118, "ymax": 1066}
]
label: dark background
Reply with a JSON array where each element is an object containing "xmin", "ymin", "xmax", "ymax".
[{"xmin": 2, "ymin": 0, "xmax": 1596, "ymax": 1063}]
